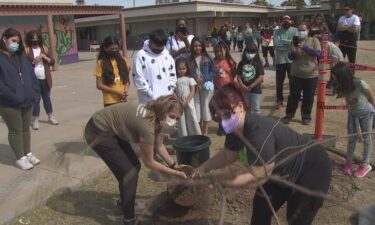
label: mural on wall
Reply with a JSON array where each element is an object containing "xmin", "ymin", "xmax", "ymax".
[{"xmin": 0, "ymin": 15, "xmax": 78, "ymax": 64}]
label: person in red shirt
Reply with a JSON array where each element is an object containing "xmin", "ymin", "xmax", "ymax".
[{"xmin": 260, "ymin": 24, "xmax": 275, "ymax": 67}]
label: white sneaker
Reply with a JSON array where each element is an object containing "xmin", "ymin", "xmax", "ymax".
[
  {"xmin": 16, "ymin": 156, "xmax": 34, "ymax": 170},
  {"xmin": 26, "ymin": 153, "xmax": 40, "ymax": 165},
  {"xmin": 48, "ymin": 116, "xmax": 59, "ymax": 125},
  {"xmin": 32, "ymin": 120, "xmax": 39, "ymax": 130}
]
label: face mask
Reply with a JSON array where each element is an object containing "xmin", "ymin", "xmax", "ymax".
[
  {"xmin": 221, "ymin": 113, "xmax": 239, "ymax": 134},
  {"xmin": 246, "ymin": 53, "xmax": 256, "ymax": 60},
  {"xmin": 151, "ymin": 48, "xmax": 163, "ymax": 55},
  {"xmin": 107, "ymin": 50, "xmax": 119, "ymax": 57},
  {"xmin": 161, "ymin": 116, "xmax": 177, "ymax": 128},
  {"xmin": 299, "ymin": 31, "xmax": 308, "ymax": 39},
  {"xmin": 31, "ymin": 40, "xmax": 39, "ymax": 46},
  {"xmin": 7, "ymin": 42, "xmax": 19, "ymax": 53}
]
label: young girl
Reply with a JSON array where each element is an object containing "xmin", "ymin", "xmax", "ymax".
[
  {"xmin": 213, "ymin": 41, "xmax": 237, "ymax": 90},
  {"xmin": 189, "ymin": 36, "xmax": 215, "ymax": 136},
  {"xmin": 175, "ymin": 58, "xmax": 201, "ymax": 137},
  {"xmin": 332, "ymin": 62, "xmax": 374, "ymax": 178},
  {"xmin": 94, "ymin": 36, "xmax": 131, "ymax": 107},
  {"xmin": 236, "ymin": 43, "xmax": 265, "ymax": 114},
  {"xmin": 213, "ymin": 41, "xmax": 237, "ymax": 135}
]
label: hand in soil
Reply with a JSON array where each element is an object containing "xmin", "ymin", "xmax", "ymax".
[
  {"xmin": 191, "ymin": 168, "xmax": 203, "ymax": 179},
  {"xmin": 174, "ymin": 170, "xmax": 188, "ymax": 179}
]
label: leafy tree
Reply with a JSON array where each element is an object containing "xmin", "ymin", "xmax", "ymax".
[
  {"xmin": 280, "ymin": 0, "xmax": 306, "ymax": 7},
  {"xmin": 251, "ymin": 0, "xmax": 271, "ymax": 6},
  {"xmin": 76, "ymin": 0, "xmax": 85, "ymax": 5}
]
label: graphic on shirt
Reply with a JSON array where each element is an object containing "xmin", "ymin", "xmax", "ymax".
[
  {"xmin": 114, "ymin": 77, "xmax": 121, "ymax": 83},
  {"xmin": 241, "ymin": 64, "xmax": 256, "ymax": 82},
  {"xmin": 218, "ymin": 67, "xmax": 228, "ymax": 78}
]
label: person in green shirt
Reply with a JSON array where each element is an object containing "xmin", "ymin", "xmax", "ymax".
[{"xmin": 84, "ymin": 95, "xmax": 187, "ymax": 225}]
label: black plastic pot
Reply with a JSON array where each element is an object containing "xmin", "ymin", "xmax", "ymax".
[{"xmin": 173, "ymin": 135, "xmax": 211, "ymax": 168}]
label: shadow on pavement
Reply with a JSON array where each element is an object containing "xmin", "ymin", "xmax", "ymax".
[
  {"xmin": 47, "ymin": 190, "xmax": 121, "ymax": 225},
  {"xmin": 0, "ymin": 144, "xmax": 16, "ymax": 167}
]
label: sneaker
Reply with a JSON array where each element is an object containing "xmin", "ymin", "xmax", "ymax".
[
  {"xmin": 301, "ymin": 118, "xmax": 311, "ymax": 125},
  {"xmin": 26, "ymin": 153, "xmax": 40, "ymax": 165},
  {"xmin": 282, "ymin": 116, "xmax": 292, "ymax": 124},
  {"xmin": 343, "ymin": 160, "xmax": 353, "ymax": 176},
  {"xmin": 32, "ymin": 120, "xmax": 39, "ymax": 130},
  {"xmin": 353, "ymin": 163, "xmax": 372, "ymax": 178},
  {"xmin": 48, "ymin": 117, "xmax": 59, "ymax": 125},
  {"xmin": 16, "ymin": 156, "xmax": 34, "ymax": 170}
]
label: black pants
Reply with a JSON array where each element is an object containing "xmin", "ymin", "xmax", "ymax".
[
  {"xmin": 286, "ymin": 76, "xmax": 318, "ymax": 120},
  {"xmin": 339, "ymin": 44, "xmax": 357, "ymax": 63},
  {"xmin": 232, "ymin": 37, "xmax": 237, "ymax": 50},
  {"xmin": 237, "ymin": 40, "xmax": 244, "ymax": 51},
  {"xmin": 84, "ymin": 119, "xmax": 141, "ymax": 220},
  {"xmin": 275, "ymin": 63, "xmax": 291, "ymax": 103},
  {"xmin": 251, "ymin": 145, "xmax": 332, "ymax": 225}
]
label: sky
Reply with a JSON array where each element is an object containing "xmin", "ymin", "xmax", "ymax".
[{"xmin": 84, "ymin": 0, "xmax": 285, "ymax": 8}]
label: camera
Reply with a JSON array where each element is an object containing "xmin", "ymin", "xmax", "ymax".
[{"xmin": 293, "ymin": 36, "xmax": 300, "ymax": 47}]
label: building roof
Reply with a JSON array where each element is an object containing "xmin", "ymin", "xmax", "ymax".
[{"xmin": 0, "ymin": 4, "xmax": 123, "ymax": 16}]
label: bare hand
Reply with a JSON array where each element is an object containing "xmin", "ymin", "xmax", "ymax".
[
  {"xmin": 174, "ymin": 170, "xmax": 187, "ymax": 179},
  {"xmin": 176, "ymin": 32, "xmax": 188, "ymax": 41},
  {"xmin": 191, "ymin": 169, "xmax": 203, "ymax": 179},
  {"xmin": 174, "ymin": 164, "xmax": 189, "ymax": 170},
  {"xmin": 196, "ymin": 76, "xmax": 204, "ymax": 85}
]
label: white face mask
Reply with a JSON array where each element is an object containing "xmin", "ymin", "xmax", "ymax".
[
  {"xmin": 161, "ymin": 116, "xmax": 177, "ymax": 128},
  {"xmin": 299, "ymin": 31, "xmax": 308, "ymax": 39},
  {"xmin": 246, "ymin": 53, "xmax": 256, "ymax": 60}
]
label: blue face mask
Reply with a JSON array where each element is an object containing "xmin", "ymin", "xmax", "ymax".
[
  {"xmin": 7, "ymin": 42, "xmax": 19, "ymax": 53},
  {"xmin": 246, "ymin": 53, "xmax": 256, "ymax": 61}
]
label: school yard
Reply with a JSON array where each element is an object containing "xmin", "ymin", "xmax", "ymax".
[{"xmin": 2, "ymin": 41, "xmax": 375, "ymax": 225}]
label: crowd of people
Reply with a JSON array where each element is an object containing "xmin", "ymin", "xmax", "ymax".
[{"xmin": 0, "ymin": 4, "xmax": 372, "ymax": 225}]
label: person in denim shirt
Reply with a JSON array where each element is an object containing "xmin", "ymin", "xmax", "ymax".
[
  {"xmin": 332, "ymin": 62, "xmax": 374, "ymax": 178},
  {"xmin": 189, "ymin": 36, "xmax": 215, "ymax": 135}
]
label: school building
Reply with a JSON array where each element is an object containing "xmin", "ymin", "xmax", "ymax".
[{"xmin": 75, "ymin": 0, "xmax": 333, "ymax": 51}]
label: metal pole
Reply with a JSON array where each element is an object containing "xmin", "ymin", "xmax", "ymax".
[{"xmin": 314, "ymin": 33, "xmax": 330, "ymax": 140}]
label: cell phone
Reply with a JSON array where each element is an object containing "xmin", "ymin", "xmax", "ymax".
[
  {"xmin": 176, "ymin": 26, "xmax": 188, "ymax": 35},
  {"xmin": 293, "ymin": 36, "xmax": 300, "ymax": 47}
]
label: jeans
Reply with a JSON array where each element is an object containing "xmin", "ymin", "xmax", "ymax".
[
  {"xmin": 275, "ymin": 63, "xmax": 291, "ymax": 103},
  {"xmin": 0, "ymin": 105, "xmax": 32, "ymax": 159},
  {"xmin": 339, "ymin": 44, "xmax": 357, "ymax": 63},
  {"xmin": 84, "ymin": 119, "xmax": 140, "ymax": 220},
  {"xmin": 347, "ymin": 103, "xmax": 374, "ymax": 164},
  {"xmin": 285, "ymin": 76, "xmax": 318, "ymax": 120},
  {"xmin": 244, "ymin": 92, "xmax": 262, "ymax": 114},
  {"xmin": 32, "ymin": 79, "xmax": 53, "ymax": 117}
]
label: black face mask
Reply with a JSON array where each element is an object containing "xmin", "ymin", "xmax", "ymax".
[
  {"xmin": 31, "ymin": 40, "xmax": 39, "ymax": 46},
  {"xmin": 107, "ymin": 50, "xmax": 119, "ymax": 57},
  {"xmin": 150, "ymin": 48, "xmax": 163, "ymax": 55}
]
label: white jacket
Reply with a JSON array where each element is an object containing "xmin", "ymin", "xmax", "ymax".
[{"xmin": 133, "ymin": 40, "xmax": 177, "ymax": 104}]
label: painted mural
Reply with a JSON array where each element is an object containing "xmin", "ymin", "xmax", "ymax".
[{"xmin": 0, "ymin": 15, "xmax": 78, "ymax": 64}]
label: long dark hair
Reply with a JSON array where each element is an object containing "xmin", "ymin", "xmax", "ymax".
[
  {"xmin": 24, "ymin": 30, "xmax": 43, "ymax": 47},
  {"xmin": 240, "ymin": 43, "xmax": 261, "ymax": 64},
  {"xmin": 210, "ymin": 83, "xmax": 248, "ymax": 119},
  {"xmin": 175, "ymin": 57, "xmax": 191, "ymax": 77},
  {"xmin": 97, "ymin": 36, "xmax": 129, "ymax": 86},
  {"xmin": 214, "ymin": 41, "xmax": 236, "ymax": 73},
  {"xmin": 190, "ymin": 36, "xmax": 211, "ymax": 61},
  {"xmin": 331, "ymin": 62, "xmax": 355, "ymax": 98},
  {"xmin": 0, "ymin": 28, "xmax": 25, "ymax": 53}
]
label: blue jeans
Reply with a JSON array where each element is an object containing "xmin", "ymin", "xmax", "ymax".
[
  {"xmin": 244, "ymin": 92, "xmax": 262, "ymax": 114},
  {"xmin": 347, "ymin": 103, "xmax": 374, "ymax": 164},
  {"xmin": 32, "ymin": 79, "xmax": 53, "ymax": 117}
]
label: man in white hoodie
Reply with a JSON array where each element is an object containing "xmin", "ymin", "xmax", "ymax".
[{"xmin": 133, "ymin": 29, "xmax": 177, "ymax": 104}]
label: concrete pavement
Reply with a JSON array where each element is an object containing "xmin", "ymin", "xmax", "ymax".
[{"xmin": 0, "ymin": 48, "xmax": 277, "ymax": 225}]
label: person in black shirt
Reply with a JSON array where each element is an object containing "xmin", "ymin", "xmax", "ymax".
[{"xmin": 192, "ymin": 83, "xmax": 332, "ymax": 225}]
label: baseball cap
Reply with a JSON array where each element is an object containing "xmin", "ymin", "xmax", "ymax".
[{"xmin": 282, "ymin": 15, "xmax": 292, "ymax": 24}]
